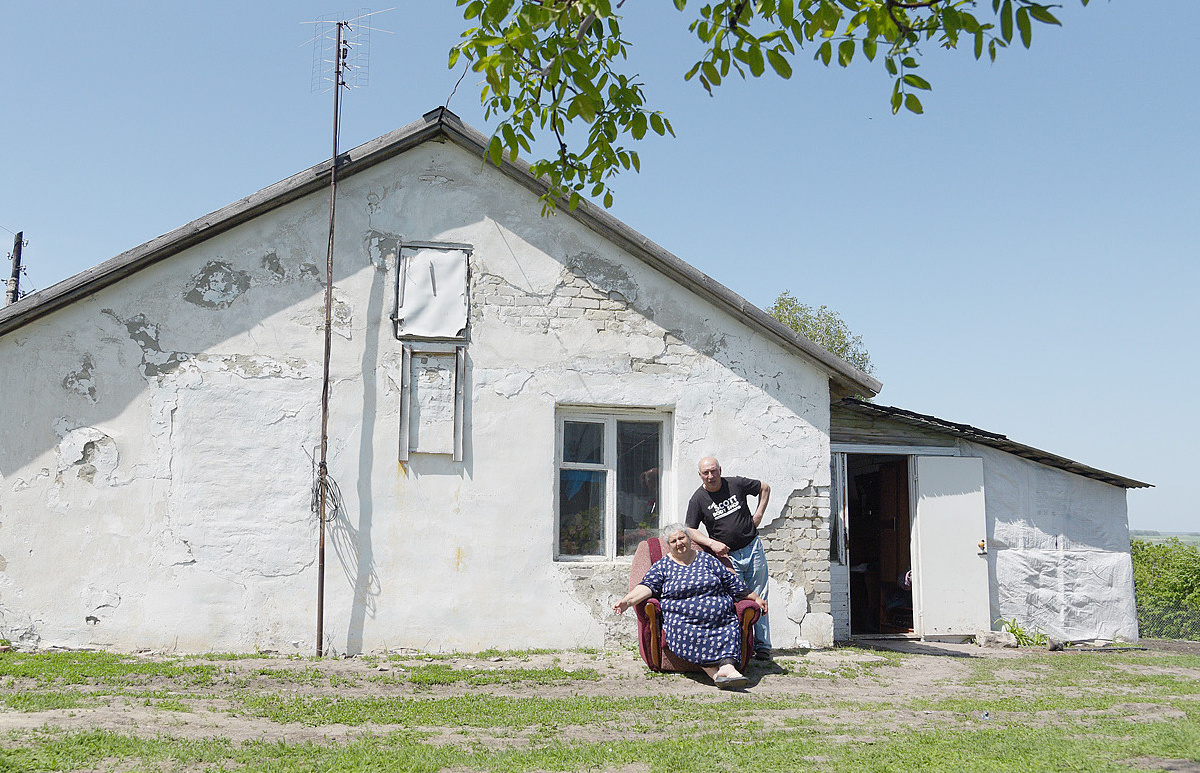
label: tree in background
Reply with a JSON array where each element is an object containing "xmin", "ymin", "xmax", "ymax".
[
  {"xmin": 767, "ymin": 290, "xmax": 873, "ymax": 374},
  {"xmin": 1132, "ymin": 539, "xmax": 1200, "ymax": 610},
  {"xmin": 1131, "ymin": 538, "xmax": 1200, "ymax": 639},
  {"xmin": 451, "ymin": 0, "xmax": 1089, "ymax": 210}
]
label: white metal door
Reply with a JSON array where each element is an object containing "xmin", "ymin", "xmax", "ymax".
[{"xmin": 912, "ymin": 456, "xmax": 991, "ymax": 638}]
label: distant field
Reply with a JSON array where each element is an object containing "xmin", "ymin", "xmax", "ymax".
[{"xmin": 1132, "ymin": 531, "xmax": 1200, "ymax": 546}]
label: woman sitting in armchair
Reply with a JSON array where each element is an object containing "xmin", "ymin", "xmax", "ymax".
[{"xmin": 613, "ymin": 523, "xmax": 766, "ymax": 689}]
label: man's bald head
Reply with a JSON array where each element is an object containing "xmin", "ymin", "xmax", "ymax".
[{"xmin": 698, "ymin": 457, "xmax": 722, "ymax": 492}]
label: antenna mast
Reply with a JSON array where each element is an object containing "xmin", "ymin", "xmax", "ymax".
[
  {"xmin": 309, "ymin": 9, "xmax": 383, "ymax": 658},
  {"xmin": 5, "ymin": 232, "xmax": 22, "ymax": 306}
]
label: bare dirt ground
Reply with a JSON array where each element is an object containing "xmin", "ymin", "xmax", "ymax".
[{"xmin": 2, "ymin": 637, "xmax": 1196, "ymax": 751}]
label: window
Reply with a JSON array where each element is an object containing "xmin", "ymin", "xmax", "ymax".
[{"xmin": 556, "ymin": 410, "xmax": 670, "ymax": 559}]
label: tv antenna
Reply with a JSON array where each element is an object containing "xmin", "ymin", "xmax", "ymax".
[{"xmin": 304, "ymin": 8, "xmax": 391, "ymax": 658}]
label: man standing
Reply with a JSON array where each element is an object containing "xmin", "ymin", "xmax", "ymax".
[{"xmin": 685, "ymin": 456, "xmax": 773, "ymax": 660}]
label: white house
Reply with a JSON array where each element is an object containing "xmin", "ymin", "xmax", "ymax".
[{"xmin": 0, "ymin": 108, "xmax": 1145, "ymax": 654}]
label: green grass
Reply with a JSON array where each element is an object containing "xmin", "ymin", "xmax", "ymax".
[
  {"xmin": 0, "ymin": 651, "xmax": 219, "ymax": 687},
  {"xmin": 374, "ymin": 663, "xmax": 601, "ymax": 687},
  {"xmin": 3, "ymin": 715, "xmax": 1199, "ymax": 773},
  {"xmin": 1, "ymin": 648, "xmax": 1198, "ymax": 772},
  {"xmin": 0, "ymin": 692, "xmax": 93, "ymax": 712}
]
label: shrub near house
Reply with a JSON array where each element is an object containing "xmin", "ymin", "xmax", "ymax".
[{"xmin": 1132, "ymin": 538, "xmax": 1200, "ymax": 639}]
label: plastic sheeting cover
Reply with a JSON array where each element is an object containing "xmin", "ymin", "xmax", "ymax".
[{"xmin": 995, "ymin": 548, "xmax": 1138, "ymax": 642}]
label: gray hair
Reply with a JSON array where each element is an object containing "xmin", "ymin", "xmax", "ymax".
[{"xmin": 660, "ymin": 522, "xmax": 688, "ymax": 539}]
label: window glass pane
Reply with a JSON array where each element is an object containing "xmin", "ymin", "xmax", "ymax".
[
  {"xmin": 616, "ymin": 421, "xmax": 661, "ymax": 556},
  {"xmin": 559, "ymin": 469, "xmax": 606, "ymax": 556},
  {"xmin": 563, "ymin": 421, "xmax": 603, "ymax": 464}
]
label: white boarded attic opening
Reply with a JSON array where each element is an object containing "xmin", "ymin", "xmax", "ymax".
[
  {"xmin": 394, "ymin": 244, "xmax": 469, "ymax": 340},
  {"xmin": 394, "ymin": 243, "xmax": 471, "ymax": 462}
]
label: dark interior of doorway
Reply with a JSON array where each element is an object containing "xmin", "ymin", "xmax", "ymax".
[{"xmin": 848, "ymin": 454, "xmax": 914, "ymax": 635}]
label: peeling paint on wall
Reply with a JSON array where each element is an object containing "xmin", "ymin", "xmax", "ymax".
[
  {"xmin": 367, "ymin": 231, "xmax": 401, "ymax": 271},
  {"xmin": 184, "ymin": 261, "xmax": 251, "ymax": 309},
  {"xmin": 261, "ymin": 252, "xmax": 286, "ymax": 281},
  {"xmin": 292, "ymin": 295, "xmax": 353, "ymax": 340},
  {"xmin": 52, "ymin": 421, "xmax": 120, "ymax": 486},
  {"xmin": 61, "ymin": 355, "xmax": 97, "ymax": 403},
  {"xmin": 102, "ymin": 310, "xmax": 191, "ymax": 379}
]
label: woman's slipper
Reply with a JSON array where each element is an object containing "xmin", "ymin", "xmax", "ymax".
[{"xmin": 714, "ymin": 674, "xmax": 748, "ymax": 689}]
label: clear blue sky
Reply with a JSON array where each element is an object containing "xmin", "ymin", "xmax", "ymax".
[{"xmin": 3, "ymin": 2, "xmax": 1195, "ymax": 532}]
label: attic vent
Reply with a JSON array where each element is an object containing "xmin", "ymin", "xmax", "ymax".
[{"xmin": 393, "ymin": 243, "xmax": 471, "ymax": 340}]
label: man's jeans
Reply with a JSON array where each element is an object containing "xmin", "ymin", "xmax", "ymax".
[{"xmin": 729, "ymin": 536, "xmax": 771, "ymax": 651}]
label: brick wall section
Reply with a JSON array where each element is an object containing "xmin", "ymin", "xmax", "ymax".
[
  {"xmin": 760, "ymin": 484, "xmax": 833, "ymax": 616},
  {"xmin": 473, "ymin": 266, "xmax": 659, "ymax": 339}
]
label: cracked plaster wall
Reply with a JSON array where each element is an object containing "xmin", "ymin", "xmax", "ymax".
[{"xmin": 0, "ymin": 139, "xmax": 836, "ymax": 653}]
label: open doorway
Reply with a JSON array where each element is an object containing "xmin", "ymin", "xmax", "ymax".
[{"xmin": 846, "ymin": 454, "xmax": 914, "ymax": 636}]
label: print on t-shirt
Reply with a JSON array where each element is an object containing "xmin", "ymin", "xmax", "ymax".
[{"xmin": 708, "ymin": 495, "xmax": 742, "ymax": 520}]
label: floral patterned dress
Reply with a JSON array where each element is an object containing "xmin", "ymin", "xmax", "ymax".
[{"xmin": 639, "ymin": 551, "xmax": 748, "ymax": 664}]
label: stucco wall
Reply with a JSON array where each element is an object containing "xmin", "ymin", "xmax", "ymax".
[{"xmin": 0, "ymin": 139, "xmax": 836, "ymax": 653}]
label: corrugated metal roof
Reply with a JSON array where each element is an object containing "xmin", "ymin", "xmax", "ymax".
[
  {"xmin": 0, "ymin": 108, "xmax": 881, "ymax": 399},
  {"xmin": 834, "ymin": 399, "xmax": 1151, "ymax": 489}
]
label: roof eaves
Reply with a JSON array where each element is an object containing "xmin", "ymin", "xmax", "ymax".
[
  {"xmin": 0, "ymin": 111, "xmax": 448, "ymax": 338},
  {"xmin": 835, "ymin": 399, "xmax": 1151, "ymax": 489},
  {"xmin": 0, "ymin": 106, "xmax": 882, "ymax": 398}
]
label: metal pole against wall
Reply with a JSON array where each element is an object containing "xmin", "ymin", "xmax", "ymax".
[
  {"xmin": 5, "ymin": 232, "xmax": 23, "ymax": 306},
  {"xmin": 315, "ymin": 20, "xmax": 348, "ymax": 658}
]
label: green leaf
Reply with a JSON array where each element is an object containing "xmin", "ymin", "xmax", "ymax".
[
  {"xmin": 574, "ymin": 94, "xmax": 597, "ymax": 123},
  {"xmin": 487, "ymin": 135, "xmax": 503, "ymax": 166},
  {"xmin": 904, "ymin": 92, "xmax": 924, "ymax": 114},
  {"xmin": 838, "ymin": 39, "xmax": 855, "ymax": 67},
  {"xmin": 816, "ymin": 41, "xmax": 833, "ymax": 66},
  {"xmin": 630, "ymin": 112, "xmax": 647, "ymax": 140},
  {"xmin": 766, "ymin": 48, "xmax": 792, "ymax": 78},
  {"xmin": 748, "ymin": 45, "xmax": 765, "ymax": 77},
  {"xmin": 1029, "ymin": 5, "xmax": 1060, "ymax": 25},
  {"xmin": 780, "ymin": 0, "xmax": 795, "ymax": 25},
  {"xmin": 649, "ymin": 112, "xmax": 665, "ymax": 136},
  {"xmin": 1016, "ymin": 7, "xmax": 1032, "ymax": 48},
  {"xmin": 501, "ymin": 123, "xmax": 518, "ymax": 156},
  {"xmin": 1000, "ymin": 0, "xmax": 1014, "ymax": 42},
  {"xmin": 902, "ymin": 73, "xmax": 931, "ymax": 91},
  {"xmin": 862, "ymin": 38, "xmax": 877, "ymax": 61}
]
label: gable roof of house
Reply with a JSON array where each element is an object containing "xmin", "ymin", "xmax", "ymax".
[
  {"xmin": 0, "ymin": 108, "xmax": 881, "ymax": 399},
  {"xmin": 833, "ymin": 398, "xmax": 1151, "ymax": 489}
]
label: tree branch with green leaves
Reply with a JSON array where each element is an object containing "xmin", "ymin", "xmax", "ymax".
[{"xmin": 451, "ymin": 0, "xmax": 1084, "ymax": 211}]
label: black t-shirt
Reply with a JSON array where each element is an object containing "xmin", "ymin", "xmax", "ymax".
[{"xmin": 685, "ymin": 476, "xmax": 762, "ymax": 552}]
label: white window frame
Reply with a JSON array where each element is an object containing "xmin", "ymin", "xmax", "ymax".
[{"xmin": 554, "ymin": 407, "xmax": 673, "ymax": 561}]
